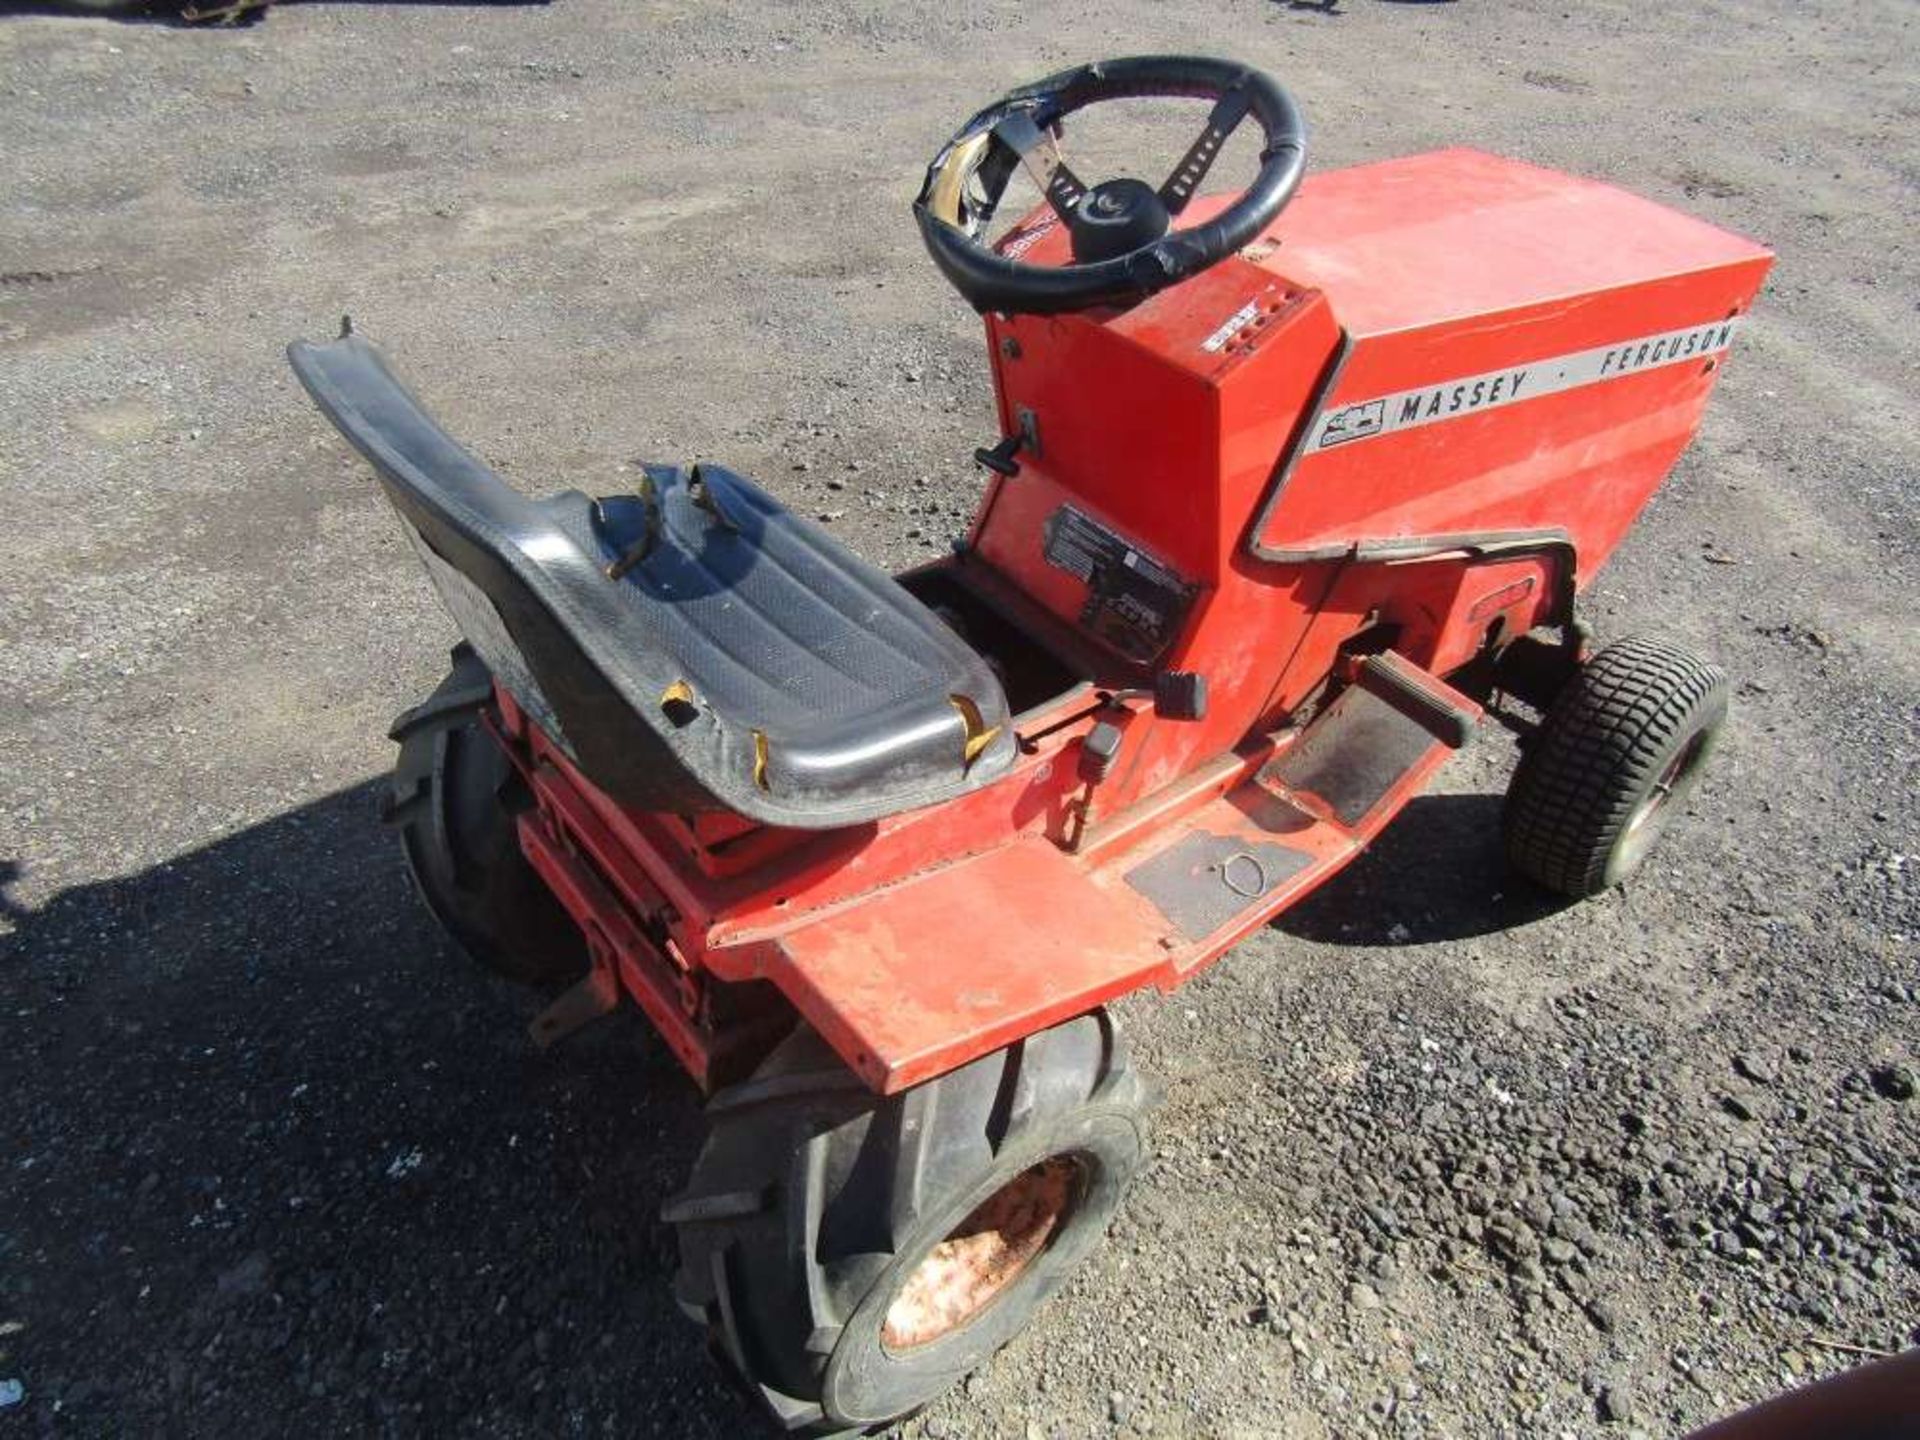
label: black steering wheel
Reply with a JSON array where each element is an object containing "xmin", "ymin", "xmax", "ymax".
[{"xmin": 913, "ymin": 55, "xmax": 1307, "ymax": 315}]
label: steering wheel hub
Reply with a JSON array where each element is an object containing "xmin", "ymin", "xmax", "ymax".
[
  {"xmin": 912, "ymin": 55, "xmax": 1308, "ymax": 315},
  {"xmin": 1070, "ymin": 179, "xmax": 1172, "ymax": 264}
]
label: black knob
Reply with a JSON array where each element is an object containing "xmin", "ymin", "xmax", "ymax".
[
  {"xmin": 973, "ymin": 432, "xmax": 1025, "ymax": 477},
  {"xmin": 1153, "ymin": 671, "xmax": 1209, "ymax": 721}
]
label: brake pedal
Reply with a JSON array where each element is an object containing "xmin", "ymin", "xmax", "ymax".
[{"xmin": 1353, "ymin": 650, "xmax": 1480, "ymax": 749}]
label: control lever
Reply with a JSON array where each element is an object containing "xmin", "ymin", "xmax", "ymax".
[
  {"xmin": 1078, "ymin": 720, "xmax": 1124, "ymax": 784},
  {"xmin": 973, "ymin": 432, "xmax": 1025, "ymax": 476},
  {"xmin": 1067, "ymin": 719, "xmax": 1124, "ymax": 851},
  {"xmin": 1151, "ymin": 670, "xmax": 1208, "ymax": 720},
  {"xmin": 973, "ymin": 407, "xmax": 1041, "ymax": 477},
  {"xmin": 1106, "ymin": 670, "xmax": 1210, "ymax": 721}
]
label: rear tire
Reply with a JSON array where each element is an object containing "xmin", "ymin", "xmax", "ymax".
[
  {"xmin": 1503, "ymin": 634, "xmax": 1728, "ymax": 898},
  {"xmin": 666, "ymin": 1011, "xmax": 1149, "ymax": 1434},
  {"xmin": 384, "ymin": 643, "xmax": 587, "ymax": 986}
]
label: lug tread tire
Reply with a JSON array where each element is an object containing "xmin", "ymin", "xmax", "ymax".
[
  {"xmin": 667, "ymin": 1012, "xmax": 1146, "ymax": 1434},
  {"xmin": 1503, "ymin": 634, "xmax": 1727, "ymax": 898},
  {"xmin": 387, "ymin": 644, "xmax": 587, "ymax": 986}
]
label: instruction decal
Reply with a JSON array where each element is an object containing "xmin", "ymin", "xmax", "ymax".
[
  {"xmin": 1307, "ymin": 318, "xmax": 1742, "ymax": 451},
  {"xmin": 1043, "ymin": 505, "xmax": 1195, "ymax": 663}
]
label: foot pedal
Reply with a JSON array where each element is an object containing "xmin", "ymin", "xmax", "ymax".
[
  {"xmin": 1353, "ymin": 650, "xmax": 1480, "ymax": 749},
  {"xmin": 1266, "ymin": 654, "xmax": 1481, "ymax": 828}
]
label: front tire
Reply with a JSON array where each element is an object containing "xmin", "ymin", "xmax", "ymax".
[
  {"xmin": 1503, "ymin": 634, "xmax": 1728, "ymax": 898},
  {"xmin": 383, "ymin": 644, "xmax": 587, "ymax": 986},
  {"xmin": 666, "ymin": 1011, "xmax": 1150, "ymax": 1434}
]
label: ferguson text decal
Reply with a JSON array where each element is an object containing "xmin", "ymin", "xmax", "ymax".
[{"xmin": 1307, "ymin": 318, "xmax": 1741, "ymax": 451}]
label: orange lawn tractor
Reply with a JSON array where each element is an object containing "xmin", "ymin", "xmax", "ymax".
[{"xmin": 290, "ymin": 55, "xmax": 1770, "ymax": 1433}]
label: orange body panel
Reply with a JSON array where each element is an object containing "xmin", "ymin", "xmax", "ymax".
[
  {"xmin": 511, "ymin": 149, "xmax": 1771, "ymax": 1092},
  {"xmin": 971, "ymin": 150, "xmax": 1769, "ymax": 812}
]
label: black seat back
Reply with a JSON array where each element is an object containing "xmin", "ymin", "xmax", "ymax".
[{"xmin": 289, "ymin": 334, "xmax": 1015, "ymax": 827}]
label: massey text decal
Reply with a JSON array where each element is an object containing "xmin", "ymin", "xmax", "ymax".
[{"xmin": 1307, "ymin": 318, "xmax": 1741, "ymax": 451}]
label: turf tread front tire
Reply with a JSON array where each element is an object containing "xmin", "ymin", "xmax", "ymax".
[
  {"xmin": 1503, "ymin": 634, "xmax": 1727, "ymax": 898},
  {"xmin": 667, "ymin": 1012, "xmax": 1148, "ymax": 1434}
]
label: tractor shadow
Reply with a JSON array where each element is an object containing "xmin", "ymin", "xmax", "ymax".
[
  {"xmin": 1273, "ymin": 792, "xmax": 1571, "ymax": 946},
  {"xmin": 0, "ymin": 782, "xmax": 753, "ymax": 1436}
]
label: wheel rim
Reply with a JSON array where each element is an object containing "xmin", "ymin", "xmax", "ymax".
[
  {"xmin": 881, "ymin": 1156, "xmax": 1084, "ymax": 1351},
  {"xmin": 1617, "ymin": 728, "xmax": 1711, "ymax": 872}
]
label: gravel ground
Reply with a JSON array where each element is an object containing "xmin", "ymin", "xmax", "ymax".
[{"xmin": 2, "ymin": 1, "xmax": 1916, "ymax": 1436}]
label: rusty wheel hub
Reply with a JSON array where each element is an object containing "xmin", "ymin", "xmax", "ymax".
[{"xmin": 881, "ymin": 1156, "xmax": 1082, "ymax": 1350}]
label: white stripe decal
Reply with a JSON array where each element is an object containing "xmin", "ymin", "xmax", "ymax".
[{"xmin": 1305, "ymin": 318, "xmax": 1742, "ymax": 452}]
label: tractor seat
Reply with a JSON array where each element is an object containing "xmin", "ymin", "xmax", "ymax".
[{"xmin": 288, "ymin": 333, "xmax": 1016, "ymax": 828}]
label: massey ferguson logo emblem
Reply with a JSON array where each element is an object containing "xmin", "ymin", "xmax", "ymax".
[
  {"xmin": 1318, "ymin": 399, "xmax": 1385, "ymax": 447},
  {"xmin": 1307, "ymin": 318, "xmax": 1741, "ymax": 452}
]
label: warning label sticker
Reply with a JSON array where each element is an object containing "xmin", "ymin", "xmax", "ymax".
[{"xmin": 1043, "ymin": 505, "xmax": 1194, "ymax": 663}]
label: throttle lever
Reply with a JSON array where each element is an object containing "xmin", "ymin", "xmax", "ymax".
[
  {"xmin": 972, "ymin": 407, "xmax": 1041, "ymax": 477},
  {"xmin": 973, "ymin": 432, "xmax": 1024, "ymax": 476}
]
